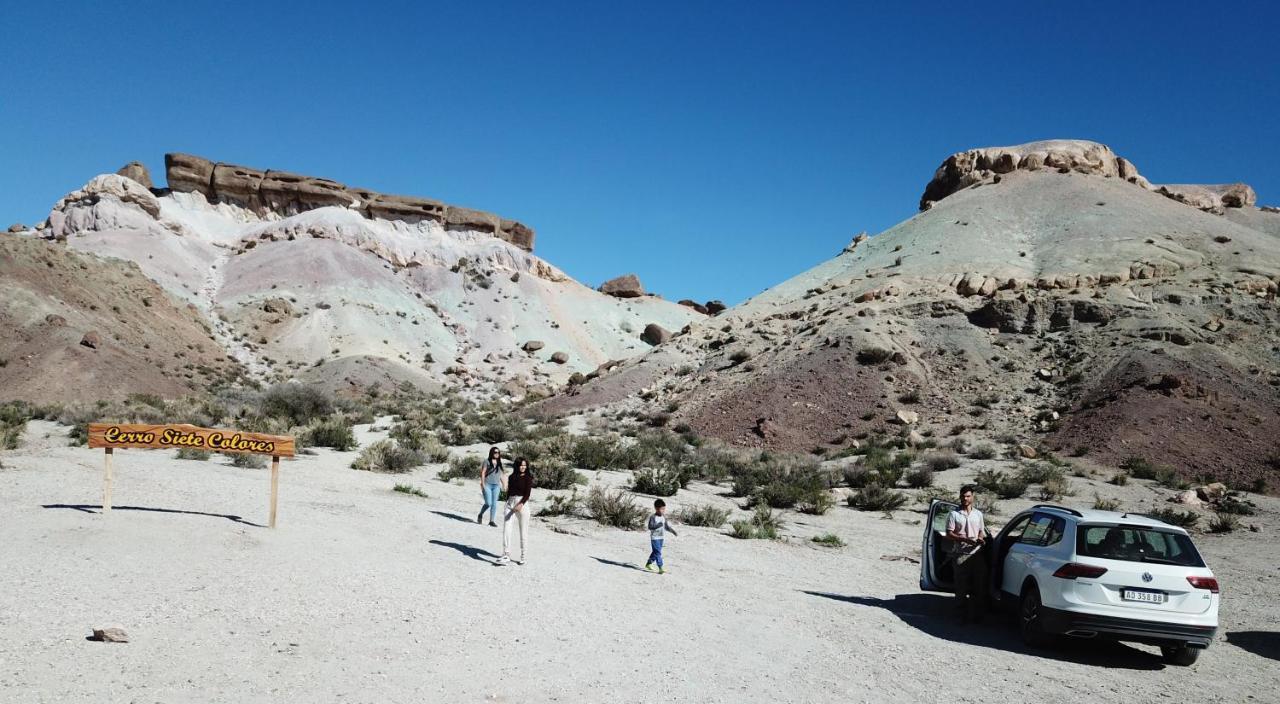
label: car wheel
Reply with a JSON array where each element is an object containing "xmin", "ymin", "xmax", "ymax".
[
  {"xmin": 1161, "ymin": 643, "xmax": 1201, "ymax": 666},
  {"xmin": 1019, "ymin": 586, "xmax": 1053, "ymax": 648}
]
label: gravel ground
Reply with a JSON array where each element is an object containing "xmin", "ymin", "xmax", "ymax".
[{"xmin": 1, "ymin": 421, "xmax": 1277, "ymax": 703}]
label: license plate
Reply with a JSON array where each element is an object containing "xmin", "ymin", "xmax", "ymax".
[{"xmin": 1122, "ymin": 589, "xmax": 1166, "ymax": 604}]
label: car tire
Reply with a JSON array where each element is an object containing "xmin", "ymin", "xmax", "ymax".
[
  {"xmin": 1019, "ymin": 586, "xmax": 1053, "ymax": 648},
  {"xmin": 1161, "ymin": 643, "xmax": 1201, "ymax": 666}
]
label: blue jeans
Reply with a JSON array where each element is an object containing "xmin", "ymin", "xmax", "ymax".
[
  {"xmin": 481, "ymin": 483, "xmax": 501, "ymax": 522},
  {"xmin": 647, "ymin": 539, "xmax": 664, "ymax": 568}
]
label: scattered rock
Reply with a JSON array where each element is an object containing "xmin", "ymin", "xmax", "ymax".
[
  {"xmin": 1196, "ymin": 483, "xmax": 1228, "ymax": 502},
  {"xmin": 262, "ymin": 298, "xmax": 293, "ymax": 315},
  {"xmin": 641, "ymin": 323, "xmax": 672, "ymax": 346},
  {"xmin": 45, "ymin": 314, "xmax": 67, "ymax": 326},
  {"xmin": 80, "ymin": 331, "xmax": 102, "ymax": 349},
  {"xmin": 895, "ymin": 409, "xmax": 919, "ymax": 425},
  {"xmin": 907, "ymin": 430, "xmax": 925, "ymax": 446},
  {"xmin": 7, "ymin": 223, "xmax": 26, "ymax": 233},
  {"xmin": 522, "ymin": 340, "xmax": 545, "ymax": 353},
  {"xmin": 599, "ymin": 274, "xmax": 645, "ymax": 298},
  {"xmin": 705, "ymin": 300, "xmax": 727, "ymax": 315},
  {"xmin": 1017, "ymin": 444, "xmax": 1038, "ymax": 459},
  {"xmin": 90, "ymin": 627, "xmax": 128, "ymax": 643},
  {"xmin": 549, "ymin": 351, "xmax": 569, "ymax": 364},
  {"xmin": 678, "ymin": 299, "xmax": 709, "ymax": 314},
  {"xmin": 1170, "ymin": 490, "xmax": 1203, "ymax": 506}
]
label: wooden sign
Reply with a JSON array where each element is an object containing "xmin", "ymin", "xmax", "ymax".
[
  {"xmin": 86, "ymin": 423, "xmax": 294, "ymax": 528},
  {"xmin": 88, "ymin": 423, "xmax": 295, "ymax": 457}
]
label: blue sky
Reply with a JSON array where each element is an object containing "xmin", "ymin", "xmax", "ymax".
[{"xmin": 2, "ymin": 1, "xmax": 1276, "ymax": 304}]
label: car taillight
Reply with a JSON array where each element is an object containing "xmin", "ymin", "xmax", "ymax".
[
  {"xmin": 1052, "ymin": 563, "xmax": 1108, "ymax": 579},
  {"xmin": 1187, "ymin": 576, "xmax": 1220, "ymax": 594}
]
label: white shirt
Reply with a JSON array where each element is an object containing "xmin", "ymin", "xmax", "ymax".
[{"xmin": 947, "ymin": 507, "xmax": 985, "ymax": 555}]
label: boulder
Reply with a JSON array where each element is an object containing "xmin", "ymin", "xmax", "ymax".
[
  {"xmin": 498, "ymin": 219, "xmax": 536, "ymax": 252},
  {"xmin": 678, "ymin": 299, "xmax": 709, "ymax": 314},
  {"xmin": 599, "ymin": 274, "xmax": 645, "ymax": 298},
  {"xmin": 549, "ymin": 351, "xmax": 569, "ymax": 364},
  {"xmin": 7, "ymin": 223, "xmax": 25, "ymax": 233},
  {"xmin": 641, "ymin": 323, "xmax": 672, "ymax": 346},
  {"xmin": 1196, "ymin": 483, "xmax": 1228, "ymax": 502},
  {"xmin": 56, "ymin": 174, "xmax": 161, "ymax": 219},
  {"xmin": 211, "ymin": 163, "xmax": 265, "ymax": 208},
  {"xmin": 115, "ymin": 161, "xmax": 153, "ymax": 189},
  {"xmin": 521, "ymin": 340, "xmax": 545, "ymax": 352},
  {"xmin": 1170, "ymin": 490, "xmax": 1203, "ymax": 506},
  {"xmin": 164, "ymin": 153, "xmax": 215, "ymax": 196},
  {"xmin": 444, "ymin": 206, "xmax": 500, "ymax": 234},
  {"xmin": 262, "ymin": 298, "xmax": 293, "ymax": 315},
  {"xmin": 705, "ymin": 300, "xmax": 727, "ymax": 315},
  {"xmin": 356, "ymin": 190, "xmax": 446, "ymax": 223},
  {"xmin": 1017, "ymin": 444, "xmax": 1038, "ymax": 459},
  {"xmin": 80, "ymin": 331, "xmax": 102, "ymax": 349},
  {"xmin": 45, "ymin": 314, "xmax": 67, "ymax": 326},
  {"xmin": 1155, "ymin": 183, "xmax": 1257, "ymax": 213},
  {"xmin": 907, "ymin": 430, "xmax": 925, "ymax": 446},
  {"xmin": 895, "ymin": 409, "xmax": 919, "ymax": 425}
]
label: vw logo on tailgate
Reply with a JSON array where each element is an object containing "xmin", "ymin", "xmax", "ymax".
[{"xmin": 1142, "ymin": 572, "xmax": 1154, "ymax": 583}]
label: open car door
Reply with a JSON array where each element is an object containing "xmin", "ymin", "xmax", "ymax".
[{"xmin": 920, "ymin": 499, "xmax": 959, "ymax": 592}]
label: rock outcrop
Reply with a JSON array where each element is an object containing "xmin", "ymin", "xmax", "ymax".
[
  {"xmin": 116, "ymin": 161, "xmax": 153, "ymax": 189},
  {"xmin": 163, "ymin": 153, "xmax": 535, "ymax": 251},
  {"xmin": 920, "ymin": 140, "xmax": 1147, "ymax": 210},
  {"xmin": 920, "ymin": 139, "xmax": 1256, "ymax": 217},
  {"xmin": 55, "ymin": 174, "xmax": 161, "ymax": 219}
]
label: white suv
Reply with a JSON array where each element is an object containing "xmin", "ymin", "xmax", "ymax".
[{"xmin": 920, "ymin": 502, "xmax": 1220, "ymax": 665}]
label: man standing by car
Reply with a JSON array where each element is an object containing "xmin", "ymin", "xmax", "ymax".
[{"xmin": 947, "ymin": 485, "xmax": 987, "ymax": 623}]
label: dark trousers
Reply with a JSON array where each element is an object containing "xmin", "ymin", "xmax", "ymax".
[{"xmin": 953, "ymin": 551, "xmax": 988, "ymax": 619}]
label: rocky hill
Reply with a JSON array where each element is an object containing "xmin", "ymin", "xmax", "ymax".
[
  {"xmin": 3, "ymin": 155, "xmax": 703, "ymax": 400},
  {"xmin": 546, "ymin": 140, "xmax": 1280, "ymax": 486}
]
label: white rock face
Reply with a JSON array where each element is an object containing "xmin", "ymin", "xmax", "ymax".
[{"xmin": 44, "ymin": 175, "xmax": 701, "ymax": 392}]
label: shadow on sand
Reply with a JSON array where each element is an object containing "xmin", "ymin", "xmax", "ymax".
[
  {"xmin": 42, "ymin": 503, "xmax": 266, "ymax": 528},
  {"xmin": 430, "ymin": 510, "xmax": 480, "ymax": 524},
  {"xmin": 428, "ymin": 539, "xmax": 499, "ymax": 563},
  {"xmin": 802, "ymin": 591, "xmax": 1165, "ymax": 670},
  {"xmin": 1226, "ymin": 631, "xmax": 1280, "ymax": 661},
  {"xmin": 591, "ymin": 556, "xmax": 647, "ymax": 572}
]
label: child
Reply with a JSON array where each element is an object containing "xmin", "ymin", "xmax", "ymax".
[{"xmin": 645, "ymin": 499, "xmax": 678, "ymax": 574}]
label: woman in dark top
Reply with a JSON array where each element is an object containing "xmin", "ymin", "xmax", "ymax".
[
  {"xmin": 496, "ymin": 458, "xmax": 533, "ymax": 565},
  {"xmin": 477, "ymin": 446, "xmax": 506, "ymax": 527}
]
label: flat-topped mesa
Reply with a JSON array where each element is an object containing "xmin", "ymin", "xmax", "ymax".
[
  {"xmin": 918, "ymin": 139, "xmax": 1259, "ymax": 217},
  {"xmin": 919, "ymin": 140, "xmax": 1147, "ymax": 211},
  {"xmin": 163, "ymin": 153, "xmax": 535, "ymax": 251}
]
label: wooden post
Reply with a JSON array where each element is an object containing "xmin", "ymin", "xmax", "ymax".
[
  {"xmin": 103, "ymin": 447, "xmax": 114, "ymax": 513},
  {"xmin": 269, "ymin": 455, "xmax": 280, "ymax": 528}
]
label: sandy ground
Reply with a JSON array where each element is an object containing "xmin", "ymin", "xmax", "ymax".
[{"xmin": 2, "ymin": 420, "xmax": 1278, "ymax": 703}]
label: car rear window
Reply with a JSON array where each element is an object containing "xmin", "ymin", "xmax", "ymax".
[{"xmin": 1076, "ymin": 524, "xmax": 1206, "ymax": 567}]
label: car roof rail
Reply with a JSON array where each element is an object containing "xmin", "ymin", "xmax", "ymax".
[{"xmin": 1031, "ymin": 503, "xmax": 1083, "ymax": 517}]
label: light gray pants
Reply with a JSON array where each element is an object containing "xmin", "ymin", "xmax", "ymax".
[{"xmin": 502, "ymin": 497, "xmax": 528, "ymax": 559}]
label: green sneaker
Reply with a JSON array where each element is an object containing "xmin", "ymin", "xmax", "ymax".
[
  {"xmin": 644, "ymin": 562, "xmax": 656, "ymax": 572},
  {"xmin": 658, "ymin": 566, "xmax": 666, "ymax": 574}
]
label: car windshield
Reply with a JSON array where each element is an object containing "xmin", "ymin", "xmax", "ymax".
[{"xmin": 1076, "ymin": 524, "xmax": 1206, "ymax": 567}]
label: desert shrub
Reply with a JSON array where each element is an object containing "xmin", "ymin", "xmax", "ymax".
[
  {"xmin": 1120, "ymin": 456, "xmax": 1161, "ymax": 480},
  {"xmin": 585, "ymin": 486, "xmax": 646, "ymax": 529},
  {"xmin": 968, "ymin": 443, "xmax": 996, "ymax": 460},
  {"xmin": 1214, "ymin": 494, "xmax": 1256, "ymax": 516},
  {"xmin": 415, "ymin": 435, "xmax": 451, "ymax": 463},
  {"xmin": 534, "ymin": 458, "xmax": 586, "ymax": 490},
  {"xmin": 897, "ymin": 389, "xmax": 921, "ymax": 404},
  {"xmin": 1092, "ymin": 494, "xmax": 1122, "ymax": 511},
  {"xmin": 259, "ymin": 383, "xmax": 333, "ymax": 426},
  {"xmin": 536, "ymin": 490, "xmax": 582, "ymax": 518},
  {"xmin": 916, "ymin": 486, "xmax": 954, "ymax": 507},
  {"xmin": 477, "ymin": 414, "xmax": 527, "ymax": 444},
  {"xmin": 1018, "ymin": 462, "xmax": 1065, "ymax": 485},
  {"xmin": 352, "ymin": 439, "xmax": 422, "ymax": 473},
  {"xmin": 1109, "ymin": 473, "xmax": 1129, "ymax": 486},
  {"xmin": 571, "ymin": 436, "xmax": 625, "ymax": 470},
  {"xmin": 627, "ymin": 429, "xmax": 691, "ymax": 472},
  {"xmin": 734, "ymin": 454, "xmax": 829, "ymax": 509},
  {"xmin": 508, "ymin": 431, "xmax": 574, "ymax": 464},
  {"xmin": 924, "ymin": 451, "xmax": 960, "ymax": 472},
  {"xmin": 974, "ymin": 469, "xmax": 1028, "ymax": 499},
  {"xmin": 730, "ymin": 505, "xmax": 783, "ymax": 539},
  {"xmin": 848, "ymin": 485, "xmax": 908, "ymax": 512},
  {"xmin": 228, "ymin": 452, "xmax": 267, "ymax": 469},
  {"xmin": 906, "ymin": 468, "xmax": 935, "ymax": 488},
  {"xmin": 812, "ymin": 533, "xmax": 845, "ymax": 547},
  {"xmin": 844, "ymin": 466, "xmax": 876, "ymax": 489},
  {"xmin": 174, "ymin": 448, "xmax": 212, "ymax": 461},
  {"xmin": 975, "ymin": 492, "xmax": 999, "ymax": 515},
  {"xmin": 1037, "ymin": 476, "xmax": 1073, "ymax": 501},
  {"xmin": 302, "ymin": 415, "xmax": 357, "ymax": 451},
  {"xmin": 796, "ymin": 489, "xmax": 835, "ymax": 515},
  {"xmin": 0, "ymin": 401, "xmax": 33, "ymax": 450},
  {"xmin": 393, "ymin": 483, "xmax": 429, "ymax": 498},
  {"xmin": 632, "ymin": 467, "xmax": 684, "ymax": 497},
  {"xmin": 439, "ymin": 455, "xmax": 483, "ymax": 481},
  {"xmin": 686, "ymin": 444, "xmax": 751, "ymax": 483},
  {"xmin": 1207, "ymin": 512, "xmax": 1240, "ymax": 533},
  {"xmin": 728, "ymin": 349, "xmax": 752, "ymax": 364},
  {"xmin": 1142, "ymin": 508, "xmax": 1199, "ymax": 530},
  {"xmin": 1154, "ymin": 467, "xmax": 1189, "ymax": 490},
  {"xmin": 676, "ymin": 503, "xmax": 730, "ymax": 528}
]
